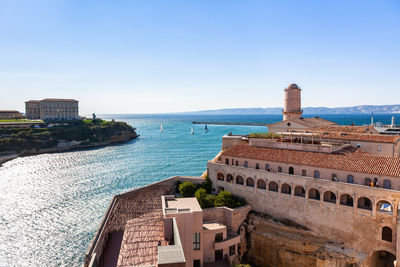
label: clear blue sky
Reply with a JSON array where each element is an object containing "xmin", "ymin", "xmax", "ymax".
[{"xmin": 0, "ymin": 0, "xmax": 399, "ymax": 114}]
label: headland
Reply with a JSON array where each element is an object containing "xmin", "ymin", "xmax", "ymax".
[{"xmin": 0, "ymin": 118, "xmax": 138, "ymax": 166}]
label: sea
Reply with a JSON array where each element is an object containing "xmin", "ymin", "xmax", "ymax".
[{"xmin": 0, "ymin": 113, "xmax": 398, "ymax": 267}]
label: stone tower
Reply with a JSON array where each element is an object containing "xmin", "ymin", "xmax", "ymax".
[{"xmin": 282, "ymin": 83, "xmax": 303, "ymax": 121}]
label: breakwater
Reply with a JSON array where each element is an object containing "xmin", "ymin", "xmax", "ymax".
[{"xmin": 192, "ymin": 121, "xmax": 268, "ymax": 126}]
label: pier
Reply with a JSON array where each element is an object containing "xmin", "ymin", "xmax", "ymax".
[{"xmin": 192, "ymin": 121, "xmax": 268, "ymax": 126}]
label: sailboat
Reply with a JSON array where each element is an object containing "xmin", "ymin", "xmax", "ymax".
[
  {"xmin": 160, "ymin": 124, "xmax": 163, "ymax": 132},
  {"xmin": 205, "ymin": 124, "xmax": 209, "ymax": 132},
  {"xmin": 191, "ymin": 128, "xmax": 194, "ymax": 135}
]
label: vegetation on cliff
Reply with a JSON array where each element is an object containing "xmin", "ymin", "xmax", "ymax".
[
  {"xmin": 0, "ymin": 119, "xmax": 137, "ymax": 152},
  {"xmin": 249, "ymin": 132, "xmax": 281, "ymax": 139}
]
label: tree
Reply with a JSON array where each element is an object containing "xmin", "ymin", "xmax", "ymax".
[{"xmin": 179, "ymin": 181, "xmax": 197, "ymax": 197}]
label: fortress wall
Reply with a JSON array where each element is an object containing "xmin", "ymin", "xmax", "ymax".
[
  {"xmin": 202, "ymin": 205, "xmax": 251, "ymax": 234},
  {"xmin": 221, "ymin": 155, "xmax": 400, "ymax": 190},
  {"xmin": 208, "ymin": 162, "xmax": 400, "ymax": 259}
]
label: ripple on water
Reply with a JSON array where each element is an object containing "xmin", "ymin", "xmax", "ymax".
[{"xmin": 0, "ymin": 114, "xmax": 395, "ymax": 266}]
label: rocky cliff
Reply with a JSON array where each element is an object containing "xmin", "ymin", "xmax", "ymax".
[{"xmin": 238, "ymin": 211, "xmax": 367, "ymax": 267}]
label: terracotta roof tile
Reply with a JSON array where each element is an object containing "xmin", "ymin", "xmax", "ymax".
[
  {"xmin": 221, "ymin": 145, "xmax": 400, "ymax": 177},
  {"xmin": 117, "ymin": 211, "xmax": 167, "ymax": 267}
]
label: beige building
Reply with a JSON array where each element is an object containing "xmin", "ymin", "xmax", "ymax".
[
  {"xmin": 207, "ymin": 133, "xmax": 400, "ymax": 267},
  {"xmin": 0, "ymin": 110, "xmax": 23, "ymax": 119},
  {"xmin": 25, "ymin": 98, "xmax": 79, "ymax": 120}
]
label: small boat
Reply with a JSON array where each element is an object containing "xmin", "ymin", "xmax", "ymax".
[
  {"xmin": 205, "ymin": 124, "xmax": 209, "ymax": 132},
  {"xmin": 191, "ymin": 128, "xmax": 194, "ymax": 135},
  {"xmin": 160, "ymin": 124, "xmax": 163, "ymax": 132}
]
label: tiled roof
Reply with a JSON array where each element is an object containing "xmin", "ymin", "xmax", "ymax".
[
  {"xmin": 221, "ymin": 144, "xmax": 400, "ymax": 177},
  {"xmin": 25, "ymin": 100, "xmax": 40, "ymax": 103},
  {"xmin": 312, "ymin": 125, "xmax": 377, "ymax": 134},
  {"xmin": 41, "ymin": 98, "xmax": 78, "ymax": 102},
  {"xmin": 117, "ymin": 211, "xmax": 167, "ymax": 267},
  {"xmin": 268, "ymin": 117, "xmax": 336, "ymax": 128},
  {"xmin": 0, "ymin": 110, "xmax": 21, "ymax": 113},
  {"xmin": 315, "ymin": 132, "xmax": 399, "ymax": 143}
]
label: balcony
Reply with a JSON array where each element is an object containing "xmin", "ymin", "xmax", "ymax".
[{"xmin": 214, "ymin": 233, "xmax": 241, "ymax": 251}]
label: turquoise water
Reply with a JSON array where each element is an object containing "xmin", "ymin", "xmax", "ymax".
[{"xmin": 0, "ymin": 114, "xmax": 398, "ymax": 266}]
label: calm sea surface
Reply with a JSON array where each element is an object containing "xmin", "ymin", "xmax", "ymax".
[{"xmin": 0, "ymin": 114, "xmax": 399, "ymax": 266}]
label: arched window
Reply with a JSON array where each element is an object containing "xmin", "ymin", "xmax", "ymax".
[
  {"xmin": 382, "ymin": 227, "xmax": 392, "ymax": 242},
  {"xmin": 227, "ymin": 174, "xmax": 234, "ymax": 183},
  {"xmin": 377, "ymin": 200, "xmax": 393, "ymax": 213},
  {"xmin": 323, "ymin": 191, "xmax": 336, "ymax": 204},
  {"xmin": 281, "ymin": 183, "xmax": 291, "ymax": 194},
  {"xmin": 308, "ymin": 188, "xmax": 320, "ymax": 200},
  {"xmin": 278, "ymin": 166, "xmax": 282, "ymax": 173},
  {"xmin": 268, "ymin": 181, "xmax": 278, "ymax": 192},
  {"xmin": 314, "ymin": 170, "xmax": 320, "ymax": 178},
  {"xmin": 217, "ymin": 173, "xmax": 224, "ymax": 181},
  {"xmin": 265, "ymin": 164, "xmax": 270, "ymax": 171},
  {"xmin": 236, "ymin": 176, "xmax": 244, "ymax": 185},
  {"xmin": 289, "ymin": 167, "xmax": 294, "ymax": 175},
  {"xmin": 225, "ymin": 159, "xmax": 229, "ymax": 165},
  {"xmin": 294, "ymin": 186, "xmax": 305, "ymax": 197},
  {"xmin": 347, "ymin": 175, "xmax": 354, "ymax": 184},
  {"xmin": 340, "ymin": 194, "xmax": 353, "ymax": 207},
  {"xmin": 357, "ymin": 197, "xmax": 372, "ymax": 210},
  {"xmin": 246, "ymin": 177, "xmax": 254, "ymax": 187},
  {"xmin": 257, "ymin": 179, "xmax": 266, "ymax": 189},
  {"xmin": 244, "ymin": 161, "xmax": 248, "ymax": 168}
]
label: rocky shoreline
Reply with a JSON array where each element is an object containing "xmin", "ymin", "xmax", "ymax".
[{"xmin": 0, "ymin": 132, "xmax": 137, "ymax": 167}]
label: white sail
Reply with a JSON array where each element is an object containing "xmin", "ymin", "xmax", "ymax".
[
  {"xmin": 160, "ymin": 124, "xmax": 163, "ymax": 132},
  {"xmin": 191, "ymin": 128, "xmax": 194, "ymax": 134}
]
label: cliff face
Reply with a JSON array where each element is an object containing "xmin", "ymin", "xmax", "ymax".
[{"xmin": 239, "ymin": 211, "xmax": 367, "ymax": 267}]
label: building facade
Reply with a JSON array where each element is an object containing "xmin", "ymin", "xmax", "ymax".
[
  {"xmin": 25, "ymin": 98, "xmax": 79, "ymax": 120},
  {"xmin": 207, "ymin": 134, "xmax": 400, "ymax": 267},
  {"xmin": 0, "ymin": 110, "xmax": 23, "ymax": 119}
]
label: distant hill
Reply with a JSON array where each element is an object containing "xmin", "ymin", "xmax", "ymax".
[{"xmin": 186, "ymin": 105, "xmax": 400, "ymax": 114}]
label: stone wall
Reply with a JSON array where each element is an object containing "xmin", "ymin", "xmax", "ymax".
[
  {"xmin": 202, "ymin": 205, "xmax": 251, "ymax": 234},
  {"xmin": 208, "ymin": 161, "xmax": 400, "ymax": 265},
  {"xmin": 240, "ymin": 211, "xmax": 367, "ymax": 267}
]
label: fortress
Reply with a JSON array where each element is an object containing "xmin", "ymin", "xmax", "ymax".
[{"xmin": 85, "ymin": 84, "xmax": 400, "ymax": 267}]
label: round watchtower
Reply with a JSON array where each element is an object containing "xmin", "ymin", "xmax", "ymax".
[{"xmin": 283, "ymin": 83, "xmax": 303, "ymax": 121}]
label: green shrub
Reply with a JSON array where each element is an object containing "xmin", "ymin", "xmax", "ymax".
[
  {"xmin": 214, "ymin": 190, "xmax": 245, "ymax": 209},
  {"xmin": 195, "ymin": 188, "xmax": 215, "ymax": 208},
  {"xmin": 249, "ymin": 132, "xmax": 281, "ymax": 139},
  {"xmin": 179, "ymin": 181, "xmax": 197, "ymax": 197}
]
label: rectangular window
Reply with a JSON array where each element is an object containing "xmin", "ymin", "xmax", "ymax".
[
  {"xmin": 302, "ymin": 170, "xmax": 307, "ymax": 176},
  {"xmin": 229, "ymin": 245, "xmax": 236, "ymax": 256},
  {"xmin": 235, "ymin": 161, "xmax": 238, "ymax": 166},
  {"xmin": 256, "ymin": 163, "xmax": 259, "ymax": 169},
  {"xmin": 215, "ymin": 232, "xmax": 223, "ymax": 242},
  {"xmin": 193, "ymin": 233, "xmax": 200, "ymax": 250},
  {"xmin": 232, "ymin": 159, "xmax": 234, "ymax": 165}
]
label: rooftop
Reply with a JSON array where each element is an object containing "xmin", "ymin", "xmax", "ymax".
[
  {"xmin": 311, "ymin": 124, "xmax": 377, "ymax": 134},
  {"xmin": 163, "ymin": 196, "xmax": 202, "ymax": 214},
  {"xmin": 116, "ymin": 211, "xmax": 167, "ymax": 267},
  {"xmin": 275, "ymin": 131, "xmax": 399, "ymax": 143},
  {"xmin": 203, "ymin": 222, "xmax": 226, "ymax": 231},
  {"xmin": 221, "ymin": 144, "xmax": 400, "ymax": 177},
  {"xmin": 0, "ymin": 110, "xmax": 21, "ymax": 113}
]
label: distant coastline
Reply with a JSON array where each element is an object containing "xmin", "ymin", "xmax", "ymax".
[{"xmin": 183, "ymin": 104, "xmax": 400, "ymax": 115}]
